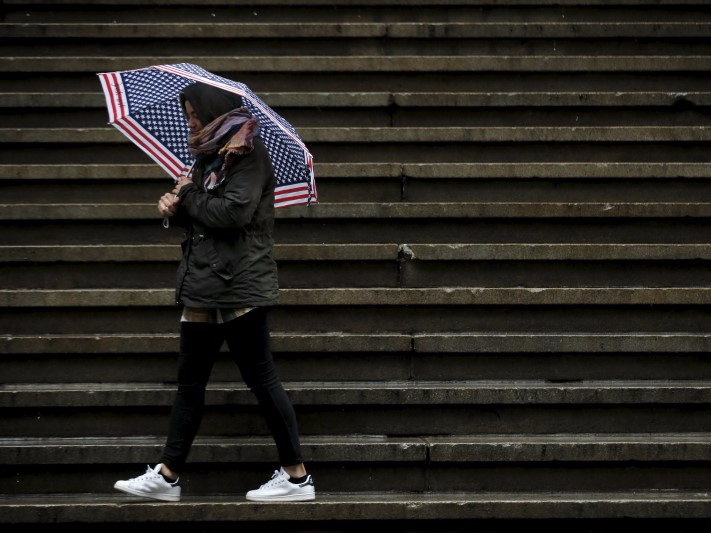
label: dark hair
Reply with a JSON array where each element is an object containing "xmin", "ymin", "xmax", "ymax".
[{"xmin": 179, "ymin": 82, "xmax": 244, "ymax": 125}]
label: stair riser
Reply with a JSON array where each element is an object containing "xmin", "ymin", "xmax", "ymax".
[
  {"xmin": 2, "ymin": 462, "xmax": 711, "ymax": 495},
  {"xmin": 4, "ymin": 72, "xmax": 711, "ymax": 94},
  {"xmin": 8, "ymin": 179, "xmax": 711, "ymax": 204},
  {"xmin": 3, "ymin": 220, "xmax": 711, "ymax": 245},
  {"xmin": 8, "ymin": 38, "xmax": 711, "ymax": 58},
  {"xmin": 4, "ymin": 306, "xmax": 711, "ymax": 335},
  {"xmin": 5, "ymin": 4, "xmax": 711, "ymax": 24},
  {"xmin": 4, "ymin": 352, "xmax": 711, "ymax": 384},
  {"xmin": 3, "ymin": 405, "xmax": 710, "ymax": 439},
  {"xmin": 9, "ymin": 107, "xmax": 711, "ymax": 129},
  {"xmin": 3, "ymin": 142, "xmax": 710, "ymax": 165},
  {"xmin": 4, "ymin": 260, "xmax": 711, "ymax": 289}
]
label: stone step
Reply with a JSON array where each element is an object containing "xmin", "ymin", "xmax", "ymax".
[
  {"xmin": 5, "ymin": 301, "xmax": 708, "ymax": 335},
  {"xmin": 5, "ymin": 55, "xmax": 711, "ymax": 74},
  {"xmin": 4, "ymin": 243, "xmax": 711, "ymax": 262},
  {"xmin": 6, "ymin": 70, "xmax": 709, "ymax": 96},
  {"xmin": 5, "ymin": 162, "xmax": 711, "ymax": 206},
  {"xmin": 3, "ymin": 287, "xmax": 711, "ymax": 307},
  {"xmin": 3, "ymin": 216, "xmax": 708, "ymax": 247},
  {"xmin": 1, "ymin": 434, "xmax": 423, "ymax": 465},
  {"xmin": 6, "ymin": 21, "xmax": 711, "ymax": 39},
  {"xmin": 3, "ymin": 332, "xmax": 711, "ymax": 384},
  {"xmin": 4, "ymin": 331, "xmax": 711, "ymax": 354},
  {"xmin": 4, "ymin": 91, "xmax": 710, "ymax": 108},
  {"xmin": 5, "ymin": 23, "xmax": 708, "ymax": 58},
  {"xmin": 1, "ymin": 491, "xmax": 710, "ymax": 525},
  {"xmin": 3, "ymin": 243, "xmax": 711, "ymax": 290},
  {"xmin": 4, "ymin": 0, "xmax": 711, "ymax": 23},
  {"xmin": 9, "ymin": 101, "xmax": 711, "ymax": 131},
  {"xmin": 6, "ymin": 433, "xmax": 711, "ymax": 465},
  {"xmin": 2, "ymin": 381, "xmax": 710, "ymax": 437},
  {"xmin": 4, "ymin": 162, "xmax": 710, "ymax": 180},
  {"xmin": 2, "ymin": 434, "xmax": 710, "ymax": 495},
  {"xmin": 6, "ymin": 126, "xmax": 710, "ymax": 144},
  {"xmin": 4, "ymin": 286, "xmax": 710, "ymax": 335},
  {"xmin": 3, "ymin": 202, "xmax": 709, "ymax": 220},
  {"xmin": 3, "ymin": 380, "xmax": 711, "ymax": 407},
  {"xmin": 3, "ymin": 127, "xmax": 706, "ymax": 165}
]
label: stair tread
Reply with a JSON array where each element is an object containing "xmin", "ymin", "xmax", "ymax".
[
  {"xmin": 3, "ymin": 91, "xmax": 711, "ymax": 108},
  {"xmin": 3, "ymin": 202, "xmax": 710, "ymax": 220},
  {"xmin": 6, "ymin": 21, "xmax": 710, "ymax": 39},
  {"xmin": 4, "ymin": 379, "xmax": 711, "ymax": 390},
  {"xmin": 3, "ymin": 433, "xmax": 711, "ymax": 465},
  {"xmin": 4, "ymin": 432, "xmax": 711, "ymax": 446},
  {"xmin": 3, "ymin": 243, "xmax": 711, "ymax": 262},
  {"xmin": 5, "ymin": 55, "xmax": 711, "ymax": 73},
  {"xmin": 5, "ymin": 331, "xmax": 711, "ymax": 355},
  {"xmin": 2, "ymin": 286, "xmax": 711, "ymax": 307},
  {"xmin": 5, "ymin": 162, "xmax": 710, "ymax": 180},
  {"xmin": 3, "ymin": 379, "xmax": 710, "ymax": 407},
  {"xmin": 0, "ymin": 490, "xmax": 710, "ymax": 522},
  {"xmin": 6, "ymin": 125, "xmax": 710, "ymax": 144},
  {"xmin": 7, "ymin": 0, "xmax": 711, "ymax": 7}
]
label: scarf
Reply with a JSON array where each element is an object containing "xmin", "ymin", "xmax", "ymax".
[{"xmin": 187, "ymin": 108, "xmax": 260, "ymax": 190}]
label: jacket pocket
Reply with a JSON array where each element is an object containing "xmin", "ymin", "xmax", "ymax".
[{"xmin": 206, "ymin": 240, "xmax": 235, "ymax": 280}]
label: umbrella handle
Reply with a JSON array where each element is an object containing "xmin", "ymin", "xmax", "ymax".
[{"xmin": 161, "ymin": 193, "xmax": 180, "ymax": 229}]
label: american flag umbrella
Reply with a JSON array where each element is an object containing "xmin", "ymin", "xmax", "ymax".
[{"xmin": 97, "ymin": 63, "xmax": 316, "ymax": 207}]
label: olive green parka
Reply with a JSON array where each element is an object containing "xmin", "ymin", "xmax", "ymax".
[
  {"xmin": 172, "ymin": 136, "xmax": 279, "ymax": 308},
  {"xmin": 169, "ymin": 82, "xmax": 278, "ymax": 309}
]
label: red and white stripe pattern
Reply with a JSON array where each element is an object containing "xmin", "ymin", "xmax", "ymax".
[{"xmin": 98, "ymin": 71, "xmax": 188, "ymax": 179}]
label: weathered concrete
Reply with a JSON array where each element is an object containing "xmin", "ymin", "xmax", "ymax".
[
  {"xmin": 4, "ymin": 55, "xmax": 711, "ymax": 73},
  {"xmin": 0, "ymin": 243, "xmax": 398, "ymax": 262},
  {"xmin": 3, "ymin": 433, "xmax": 711, "ymax": 465},
  {"xmin": 4, "ymin": 91, "xmax": 711, "ymax": 108},
  {"xmin": 0, "ymin": 435, "xmax": 427, "ymax": 464},
  {"xmin": 1, "ymin": 491, "xmax": 710, "ymax": 523},
  {"xmin": 426, "ymin": 433, "xmax": 711, "ymax": 462},
  {"xmin": 0, "ymin": 162, "xmax": 402, "ymax": 180},
  {"xmin": 5, "ymin": 125, "xmax": 710, "ymax": 143},
  {"xmin": 5, "ymin": 21, "xmax": 711, "ymax": 39},
  {"xmin": 4, "ymin": 162, "xmax": 711, "ymax": 182},
  {"xmin": 403, "ymin": 162, "xmax": 711, "ymax": 179},
  {"xmin": 2, "ymin": 380, "xmax": 710, "ymax": 408},
  {"xmin": 414, "ymin": 332, "xmax": 711, "ymax": 353},
  {"xmin": 405, "ymin": 243, "xmax": 711, "ymax": 260},
  {"xmin": 4, "ymin": 201, "xmax": 711, "ymax": 220},
  {"xmin": 4, "ymin": 331, "xmax": 711, "ymax": 354},
  {"xmin": 0, "ymin": 332, "xmax": 412, "ymax": 354},
  {"xmin": 4, "ymin": 286, "xmax": 711, "ymax": 307}
]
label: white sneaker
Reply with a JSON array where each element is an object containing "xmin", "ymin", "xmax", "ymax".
[
  {"xmin": 246, "ymin": 467, "xmax": 316, "ymax": 502},
  {"xmin": 114, "ymin": 464, "xmax": 181, "ymax": 502}
]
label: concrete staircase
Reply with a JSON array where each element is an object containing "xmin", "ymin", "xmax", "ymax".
[{"xmin": 2, "ymin": 0, "xmax": 711, "ymax": 530}]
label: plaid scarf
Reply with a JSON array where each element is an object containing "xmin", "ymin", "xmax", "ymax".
[{"xmin": 187, "ymin": 108, "xmax": 260, "ymax": 189}]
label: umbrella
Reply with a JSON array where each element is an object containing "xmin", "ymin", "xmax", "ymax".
[{"xmin": 97, "ymin": 63, "xmax": 316, "ymax": 208}]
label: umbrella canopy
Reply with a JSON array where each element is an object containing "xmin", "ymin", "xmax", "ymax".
[{"xmin": 97, "ymin": 63, "xmax": 316, "ymax": 208}]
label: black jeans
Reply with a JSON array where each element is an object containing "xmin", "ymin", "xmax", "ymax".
[{"xmin": 160, "ymin": 307, "xmax": 303, "ymax": 473}]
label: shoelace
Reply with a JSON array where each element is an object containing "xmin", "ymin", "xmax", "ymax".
[
  {"xmin": 259, "ymin": 470, "xmax": 286, "ymax": 489},
  {"xmin": 132, "ymin": 465, "xmax": 159, "ymax": 483}
]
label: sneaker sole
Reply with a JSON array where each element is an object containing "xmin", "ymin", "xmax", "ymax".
[
  {"xmin": 114, "ymin": 482, "xmax": 181, "ymax": 502},
  {"xmin": 246, "ymin": 492, "xmax": 316, "ymax": 502}
]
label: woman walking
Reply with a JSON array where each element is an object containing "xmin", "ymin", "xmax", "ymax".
[{"xmin": 113, "ymin": 82, "xmax": 314, "ymax": 503}]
